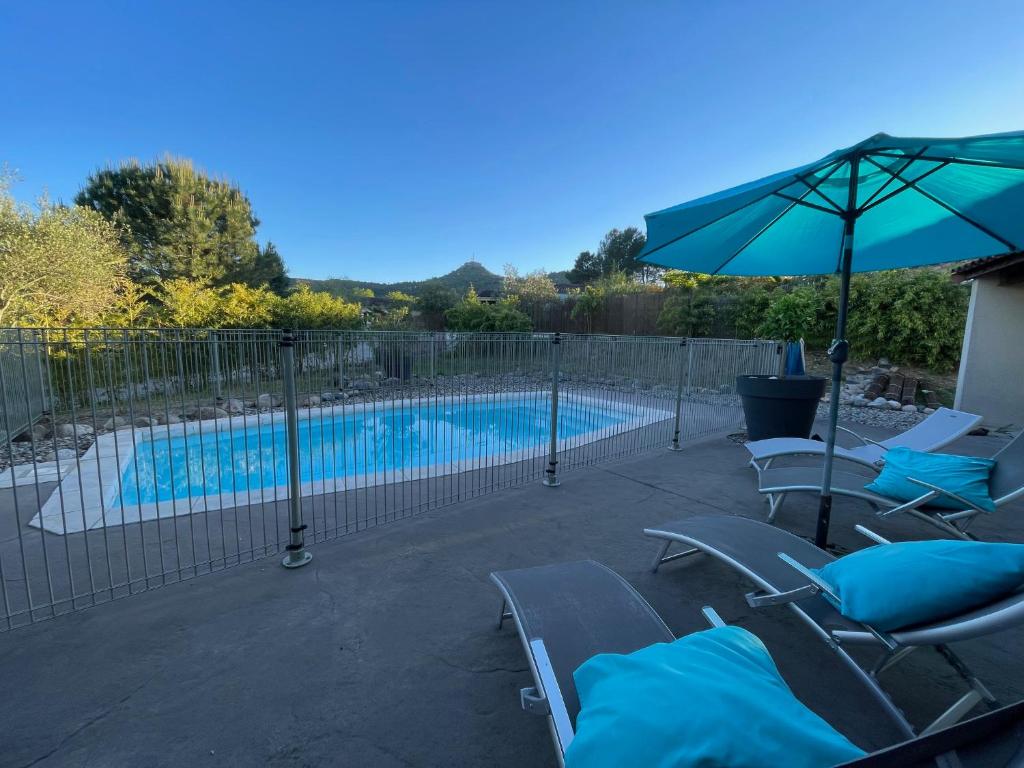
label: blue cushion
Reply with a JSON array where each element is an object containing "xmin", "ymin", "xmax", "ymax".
[
  {"xmin": 865, "ymin": 446, "xmax": 996, "ymax": 511},
  {"xmin": 814, "ymin": 540, "xmax": 1024, "ymax": 631},
  {"xmin": 564, "ymin": 626, "xmax": 864, "ymax": 768}
]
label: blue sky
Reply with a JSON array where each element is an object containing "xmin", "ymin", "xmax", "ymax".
[{"xmin": 3, "ymin": 1, "xmax": 1023, "ymax": 282}]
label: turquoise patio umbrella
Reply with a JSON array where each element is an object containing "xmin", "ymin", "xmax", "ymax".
[{"xmin": 638, "ymin": 130, "xmax": 1024, "ymax": 547}]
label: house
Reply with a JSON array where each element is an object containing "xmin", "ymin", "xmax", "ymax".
[{"xmin": 952, "ymin": 253, "xmax": 1024, "ymax": 430}]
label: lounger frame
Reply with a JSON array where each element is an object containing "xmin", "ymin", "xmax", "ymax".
[{"xmin": 645, "ymin": 518, "xmax": 1021, "ymax": 737}]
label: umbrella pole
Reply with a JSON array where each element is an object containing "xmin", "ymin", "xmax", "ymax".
[{"xmin": 815, "ymin": 156, "xmax": 860, "ymax": 549}]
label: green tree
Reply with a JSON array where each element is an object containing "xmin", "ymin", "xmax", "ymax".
[
  {"xmin": 352, "ymin": 287, "xmax": 375, "ymax": 300},
  {"xmin": 239, "ymin": 242, "xmax": 289, "ymax": 295},
  {"xmin": 218, "ymin": 283, "xmax": 279, "ymax": 328},
  {"xmin": 0, "ymin": 184, "xmax": 128, "ymax": 326},
  {"xmin": 444, "ymin": 289, "xmax": 532, "ymax": 332},
  {"xmin": 271, "ymin": 285, "xmax": 363, "ymax": 330},
  {"xmin": 568, "ymin": 227, "xmax": 649, "ymax": 284},
  {"xmin": 416, "ymin": 281, "xmax": 458, "ymax": 314},
  {"xmin": 657, "ymin": 288, "xmax": 715, "ymax": 337},
  {"xmin": 157, "ymin": 278, "xmax": 222, "ymax": 327},
  {"xmin": 386, "ymin": 290, "xmax": 415, "ymax": 304},
  {"xmin": 503, "ymin": 265, "xmax": 557, "ymax": 304},
  {"xmin": 757, "ymin": 286, "xmax": 822, "ymax": 342},
  {"xmin": 75, "ymin": 157, "xmax": 264, "ymax": 287}
]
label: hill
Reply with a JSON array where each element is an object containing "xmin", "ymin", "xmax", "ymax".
[{"xmin": 297, "ymin": 261, "xmax": 504, "ymax": 300}]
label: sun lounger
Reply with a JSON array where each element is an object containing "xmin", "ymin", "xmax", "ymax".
[
  {"xmin": 757, "ymin": 433, "xmax": 1024, "ymax": 539},
  {"xmin": 492, "ymin": 558, "xmax": 1024, "ymax": 767},
  {"xmin": 645, "ymin": 515, "xmax": 1024, "ymax": 736},
  {"xmin": 744, "ymin": 407, "xmax": 982, "ymax": 473}
]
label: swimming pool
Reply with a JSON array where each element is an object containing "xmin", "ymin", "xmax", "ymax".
[{"xmin": 35, "ymin": 392, "xmax": 672, "ymax": 533}]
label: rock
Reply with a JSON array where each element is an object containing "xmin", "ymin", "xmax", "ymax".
[
  {"xmin": 923, "ymin": 407, "xmax": 936, "ymax": 415},
  {"xmin": 256, "ymin": 393, "xmax": 281, "ymax": 408},
  {"xmin": 383, "ymin": 377, "xmax": 400, "ymax": 386},
  {"xmin": 103, "ymin": 416, "xmax": 129, "ymax": 430},
  {"xmin": 887, "ymin": 400, "xmax": 902, "ymax": 410},
  {"xmin": 15, "ymin": 424, "xmax": 49, "ymax": 442},
  {"xmin": 351, "ymin": 378, "xmax": 376, "ymax": 390},
  {"xmin": 900, "ymin": 404, "xmax": 918, "ymax": 413},
  {"xmin": 53, "ymin": 422, "xmax": 94, "ymax": 438},
  {"xmin": 159, "ymin": 413, "xmax": 182, "ymax": 425},
  {"xmin": 868, "ymin": 397, "xmax": 888, "ymax": 408},
  {"xmin": 297, "ymin": 394, "xmax": 321, "ymax": 407},
  {"xmin": 56, "ymin": 448, "xmax": 77, "ymax": 460},
  {"xmin": 189, "ymin": 406, "xmax": 228, "ymax": 420},
  {"xmin": 320, "ymin": 392, "xmax": 335, "ymax": 402},
  {"xmin": 334, "ymin": 392, "xmax": 349, "ymax": 401},
  {"xmin": 851, "ymin": 396, "xmax": 869, "ymax": 407},
  {"xmin": 133, "ymin": 416, "xmax": 158, "ymax": 428},
  {"xmin": 878, "ymin": 358, "xmax": 890, "ymax": 367},
  {"xmin": 221, "ymin": 398, "xmax": 245, "ymax": 414}
]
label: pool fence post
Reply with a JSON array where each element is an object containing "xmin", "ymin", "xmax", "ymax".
[
  {"xmin": 544, "ymin": 332, "xmax": 561, "ymax": 487},
  {"xmin": 669, "ymin": 339, "xmax": 688, "ymax": 451},
  {"xmin": 336, "ymin": 334, "xmax": 345, "ymax": 389},
  {"xmin": 280, "ymin": 328, "xmax": 312, "ymax": 569},
  {"xmin": 210, "ymin": 330, "xmax": 222, "ymax": 400}
]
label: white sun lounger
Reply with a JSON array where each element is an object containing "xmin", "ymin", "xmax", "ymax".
[
  {"xmin": 645, "ymin": 515, "xmax": 1024, "ymax": 737},
  {"xmin": 745, "ymin": 407, "xmax": 982, "ymax": 474},
  {"xmin": 757, "ymin": 433, "xmax": 1024, "ymax": 539}
]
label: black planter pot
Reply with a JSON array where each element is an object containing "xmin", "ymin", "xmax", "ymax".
[{"xmin": 736, "ymin": 375, "xmax": 827, "ymax": 442}]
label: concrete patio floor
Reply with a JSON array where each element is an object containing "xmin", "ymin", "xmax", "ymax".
[{"xmin": 1, "ymin": 422, "xmax": 1022, "ymax": 768}]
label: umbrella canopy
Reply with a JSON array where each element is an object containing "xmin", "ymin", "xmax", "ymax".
[
  {"xmin": 639, "ymin": 130, "xmax": 1024, "ymax": 546},
  {"xmin": 642, "ymin": 131, "xmax": 1024, "ymax": 275}
]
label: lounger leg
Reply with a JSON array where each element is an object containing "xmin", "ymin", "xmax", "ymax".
[
  {"xmin": 766, "ymin": 493, "xmax": 787, "ymax": 524},
  {"xmin": 650, "ymin": 541, "xmax": 701, "ymax": 573},
  {"xmin": 497, "ymin": 599, "xmax": 512, "ymax": 631},
  {"xmin": 934, "ymin": 645, "xmax": 1000, "ymax": 707},
  {"xmin": 870, "ymin": 646, "xmax": 916, "ymax": 677}
]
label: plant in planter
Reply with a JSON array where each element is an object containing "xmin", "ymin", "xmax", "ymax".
[{"xmin": 737, "ymin": 286, "xmax": 826, "ymax": 441}]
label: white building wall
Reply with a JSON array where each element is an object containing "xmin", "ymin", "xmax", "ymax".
[{"xmin": 954, "ymin": 277, "xmax": 1024, "ymax": 429}]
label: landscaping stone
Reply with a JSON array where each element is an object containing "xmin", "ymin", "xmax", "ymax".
[
  {"xmin": 159, "ymin": 413, "xmax": 182, "ymax": 425},
  {"xmin": 900, "ymin": 404, "xmax": 918, "ymax": 413},
  {"xmin": 133, "ymin": 416, "xmax": 158, "ymax": 428},
  {"xmin": 221, "ymin": 398, "xmax": 245, "ymax": 414},
  {"xmin": 256, "ymin": 393, "xmax": 281, "ymax": 408},
  {"xmin": 868, "ymin": 397, "xmax": 888, "ymax": 408},
  {"xmin": 103, "ymin": 416, "xmax": 129, "ymax": 430},
  {"xmin": 298, "ymin": 394, "xmax": 321, "ymax": 407},
  {"xmin": 53, "ymin": 423, "xmax": 94, "ymax": 438},
  {"xmin": 351, "ymin": 378, "xmax": 376, "ymax": 390},
  {"xmin": 923, "ymin": 407, "xmax": 936, "ymax": 415},
  {"xmin": 887, "ymin": 399, "xmax": 902, "ymax": 409}
]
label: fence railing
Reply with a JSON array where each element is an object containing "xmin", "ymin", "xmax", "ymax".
[
  {"xmin": 0, "ymin": 330, "xmax": 49, "ymax": 442},
  {"xmin": 0, "ymin": 328, "xmax": 780, "ymax": 629}
]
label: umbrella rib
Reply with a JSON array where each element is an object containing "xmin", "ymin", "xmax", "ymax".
[
  {"xmin": 712, "ymin": 164, "xmax": 846, "ymax": 274},
  {"xmin": 639, "ymin": 157, "xmax": 847, "ymax": 261},
  {"xmin": 869, "ymin": 151, "xmax": 1024, "ymax": 173},
  {"xmin": 857, "ymin": 146, "xmax": 931, "ymax": 210},
  {"xmin": 862, "ymin": 155, "xmax": 1020, "ymax": 251},
  {"xmin": 771, "ymin": 193, "xmax": 840, "ymax": 216},
  {"xmin": 858, "ymin": 161, "xmax": 950, "ymax": 215}
]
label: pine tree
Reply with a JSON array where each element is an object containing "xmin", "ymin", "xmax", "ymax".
[{"xmin": 75, "ymin": 157, "xmax": 265, "ymax": 287}]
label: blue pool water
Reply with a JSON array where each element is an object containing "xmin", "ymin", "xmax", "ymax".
[{"xmin": 116, "ymin": 396, "xmax": 633, "ymax": 506}]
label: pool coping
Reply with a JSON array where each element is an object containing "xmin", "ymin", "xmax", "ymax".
[{"xmin": 32, "ymin": 391, "xmax": 674, "ymax": 534}]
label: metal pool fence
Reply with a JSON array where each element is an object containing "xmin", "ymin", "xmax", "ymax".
[{"xmin": 0, "ymin": 328, "xmax": 781, "ymax": 629}]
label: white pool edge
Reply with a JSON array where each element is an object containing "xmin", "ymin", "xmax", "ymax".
[{"xmin": 32, "ymin": 391, "xmax": 674, "ymax": 535}]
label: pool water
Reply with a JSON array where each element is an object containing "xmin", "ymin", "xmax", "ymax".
[{"xmin": 115, "ymin": 396, "xmax": 632, "ymax": 506}]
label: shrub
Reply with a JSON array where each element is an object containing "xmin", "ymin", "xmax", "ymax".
[
  {"xmin": 756, "ymin": 285, "xmax": 822, "ymax": 342},
  {"xmin": 271, "ymin": 285, "xmax": 363, "ymax": 330},
  {"xmin": 657, "ymin": 288, "xmax": 715, "ymax": 337},
  {"xmin": 445, "ymin": 290, "xmax": 532, "ymax": 332}
]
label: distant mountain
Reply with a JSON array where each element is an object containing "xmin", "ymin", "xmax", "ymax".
[{"xmin": 296, "ymin": 261, "xmax": 505, "ymax": 299}]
